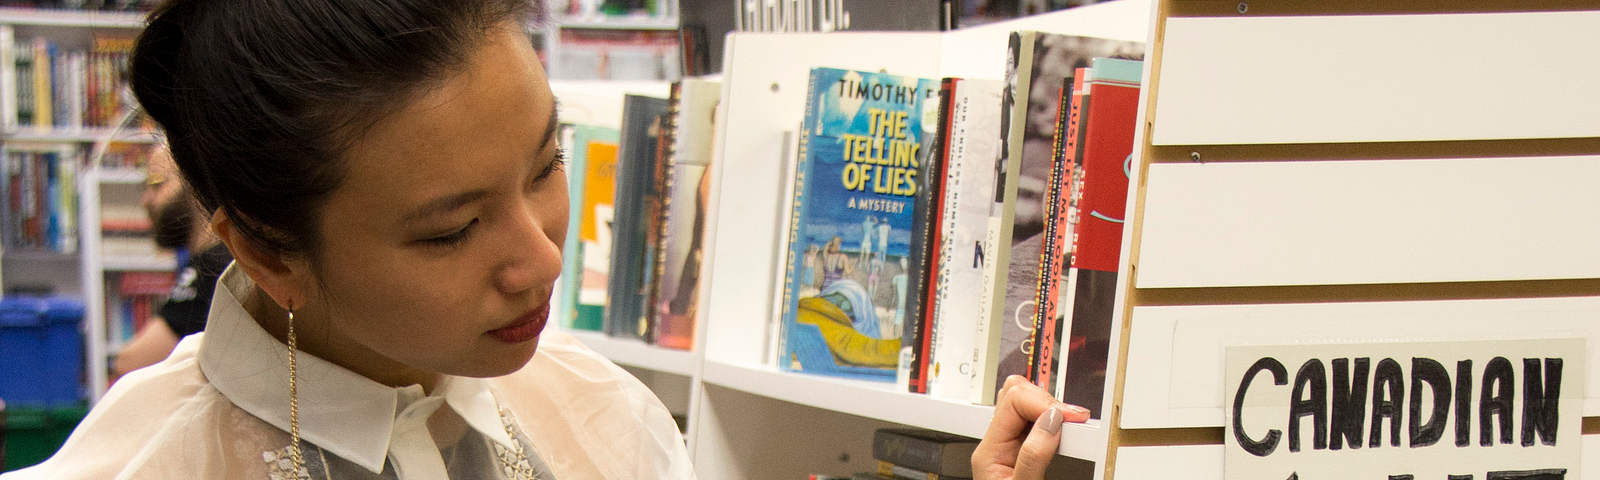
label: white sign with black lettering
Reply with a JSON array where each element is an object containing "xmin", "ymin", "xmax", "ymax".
[{"xmin": 1225, "ymin": 338, "xmax": 1583, "ymax": 480}]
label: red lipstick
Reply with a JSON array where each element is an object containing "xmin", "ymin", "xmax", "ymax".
[{"xmin": 487, "ymin": 304, "xmax": 548, "ymax": 343}]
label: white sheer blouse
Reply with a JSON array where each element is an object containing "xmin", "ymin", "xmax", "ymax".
[{"xmin": 1, "ymin": 266, "xmax": 695, "ymax": 480}]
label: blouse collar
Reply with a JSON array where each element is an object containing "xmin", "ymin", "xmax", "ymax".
[{"xmin": 198, "ymin": 264, "xmax": 517, "ymax": 474}]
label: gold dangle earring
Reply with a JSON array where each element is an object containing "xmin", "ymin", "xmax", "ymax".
[{"xmin": 286, "ymin": 303, "xmax": 307, "ymax": 478}]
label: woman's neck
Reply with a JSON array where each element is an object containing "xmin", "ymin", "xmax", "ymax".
[{"xmin": 243, "ymin": 286, "xmax": 442, "ymax": 393}]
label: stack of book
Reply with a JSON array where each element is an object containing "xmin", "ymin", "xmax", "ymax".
[
  {"xmin": 560, "ymin": 78, "xmax": 719, "ymax": 352},
  {"xmin": 809, "ymin": 428, "xmax": 978, "ymax": 480},
  {"xmin": 8, "ymin": 33, "xmax": 139, "ymax": 131},
  {"xmin": 764, "ymin": 30, "xmax": 1146, "ymax": 416},
  {"xmin": 1, "ymin": 148, "xmax": 75, "ymax": 253}
]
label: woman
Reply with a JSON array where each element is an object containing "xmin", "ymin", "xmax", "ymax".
[{"xmin": 1, "ymin": 0, "xmax": 1079, "ymax": 478}]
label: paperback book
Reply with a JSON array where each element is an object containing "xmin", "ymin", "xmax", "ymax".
[
  {"xmin": 777, "ymin": 67, "xmax": 936, "ymax": 381},
  {"xmin": 606, "ymin": 94, "xmax": 670, "ymax": 341},
  {"xmin": 558, "ymin": 124, "xmax": 620, "ymax": 331},
  {"xmin": 924, "ymin": 77, "xmax": 1004, "ymax": 402},
  {"xmin": 652, "ymin": 78, "xmax": 721, "ymax": 350}
]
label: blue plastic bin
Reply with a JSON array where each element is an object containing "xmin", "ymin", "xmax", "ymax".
[{"xmin": 0, "ymin": 297, "xmax": 85, "ymax": 407}]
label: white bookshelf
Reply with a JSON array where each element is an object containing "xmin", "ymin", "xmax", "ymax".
[
  {"xmin": 566, "ymin": 329, "xmax": 697, "ymax": 377},
  {"xmin": 0, "ymin": 7, "xmax": 154, "ymax": 404},
  {"xmin": 554, "ymin": 15, "xmax": 678, "ymax": 30},
  {"xmin": 0, "ymin": 7, "xmax": 143, "ymax": 29}
]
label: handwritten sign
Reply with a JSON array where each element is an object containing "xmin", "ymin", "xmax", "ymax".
[{"xmin": 1225, "ymin": 338, "xmax": 1584, "ymax": 480}]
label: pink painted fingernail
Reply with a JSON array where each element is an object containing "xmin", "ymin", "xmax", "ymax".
[{"xmin": 1037, "ymin": 407, "xmax": 1063, "ymax": 435}]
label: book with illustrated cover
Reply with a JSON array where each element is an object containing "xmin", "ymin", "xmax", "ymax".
[
  {"xmin": 777, "ymin": 67, "xmax": 936, "ymax": 381},
  {"xmin": 575, "ymin": 135, "xmax": 621, "ymax": 331},
  {"xmin": 605, "ymin": 94, "xmax": 669, "ymax": 341},
  {"xmin": 975, "ymin": 31, "xmax": 1142, "ymax": 406},
  {"xmin": 924, "ymin": 77, "xmax": 1003, "ymax": 402},
  {"xmin": 653, "ymin": 78, "xmax": 721, "ymax": 350},
  {"xmin": 1058, "ymin": 57, "xmax": 1143, "ymax": 419},
  {"xmin": 558, "ymin": 124, "xmax": 620, "ymax": 331}
]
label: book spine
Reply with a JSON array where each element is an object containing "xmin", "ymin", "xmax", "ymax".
[
  {"xmin": 879, "ymin": 460, "xmax": 957, "ymax": 480},
  {"xmin": 646, "ymin": 84, "xmax": 682, "ymax": 344},
  {"xmin": 872, "ymin": 431, "xmax": 971, "ymax": 476},
  {"xmin": 904, "ymin": 79, "xmax": 954, "ymax": 394},
  {"xmin": 1053, "ymin": 69, "xmax": 1091, "ymax": 400},
  {"xmin": 776, "ymin": 71, "xmax": 823, "ymax": 370},
  {"xmin": 33, "ymin": 38, "xmax": 51, "ymax": 131},
  {"xmin": 1029, "ymin": 76, "xmax": 1074, "ymax": 389}
]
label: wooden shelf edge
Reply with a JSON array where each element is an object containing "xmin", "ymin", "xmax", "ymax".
[
  {"xmin": 700, "ymin": 359, "xmax": 1108, "ymax": 461},
  {"xmin": 564, "ymin": 329, "xmax": 697, "ymax": 377}
]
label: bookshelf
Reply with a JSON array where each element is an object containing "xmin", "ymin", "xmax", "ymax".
[
  {"xmin": 540, "ymin": 0, "xmax": 682, "ymax": 81},
  {"xmin": 0, "ymin": 7, "xmax": 149, "ymax": 404}
]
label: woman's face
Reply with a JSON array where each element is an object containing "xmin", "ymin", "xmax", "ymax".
[{"xmin": 298, "ymin": 25, "xmax": 566, "ymax": 379}]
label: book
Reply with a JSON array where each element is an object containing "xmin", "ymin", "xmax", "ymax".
[
  {"xmin": 878, "ymin": 460, "xmax": 971, "ymax": 480},
  {"xmin": 653, "ymin": 78, "xmax": 720, "ymax": 350},
  {"xmin": 902, "ymin": 78, "xmax": 953, "ymax": 393},
  {"xmin": 1051, "ymin": 67, "xmax": 1091, "ymax": 400},
  {"xmin": 925, "ymin": 77, "xmax": 1004, "ymax": 402},
  {"xmin": 575, "ymin": 133, "xmax": 622, "ymax": 331},
  {"xmin": 605, "ymin": 93, "xmax": 669, "ymax": 341},
  {"xmin": 1057, "ymin": 57, "xmax": 1143, "ymax": 419},
  {"xmin": 1028, "ymin": 73, "xmax": 1077, "ymax": 392},
  {"xmin": 872, "ymin": 428, "xmax": 978, "ymax": 478},
  {"xmin": 557, "ymin": 124, "xmax": 620, "ymax": 330},
  {"xmin": 974, "ymin": 31, "xmax": 1143, "ymax": 405},
  {"xmin": 777, "ymin": 67, "xmax": 936, "ymax": 381}
]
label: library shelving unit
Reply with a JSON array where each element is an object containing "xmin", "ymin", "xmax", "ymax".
[
  {"xmin": 0, "ymin": 6, "xmax": 161, "ymax": 404},
  {"xmin": 563, "ymin": 1, "xmax": 1600, "ymax": 479},
  {"xmin": 539, "ymin": 2, "xmax": 682, "ymax": 81}
]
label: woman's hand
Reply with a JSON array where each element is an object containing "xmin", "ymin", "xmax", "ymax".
[{"xmin": 972, "ymin": 375, "xmax": 1091, "ymax": 480}]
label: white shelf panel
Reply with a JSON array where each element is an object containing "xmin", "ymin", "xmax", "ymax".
[
  {"xmin": 1153, "ymin": 12, "xmax": 1600, "ymax": 145},
  {"xmin": 701, "ymin": 359, "xmax": 1107, "ymax": 461},
  {"xmin": 0, "ymin": 7, "xmax": 145, "ymax": 28},
  {"xmin": 98, "ymin": 167, "xmax": 144, "ymax": 185},
  {"xmin": 5, "ymin": 127, "xmax": 158, "ymax": 144},
  {"xmin": 101, "ymin": 253, "xmax": 175, "ymax": 272},
  {"xmin": 554, "ymin": 15, "xmax": 677, "ymax": 30},
  {"xmin": 565, "ymin": 329, "xmax": 697, "ymax": 377},
  {"xmin": 1113, "ymin": 436, "xmax": 1600, "ymax": 480},
  {"xmin": 1137, "ymin": 156, "xmax": 1600, "ymax": 288}
]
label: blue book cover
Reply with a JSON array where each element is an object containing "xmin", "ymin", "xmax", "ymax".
[{"xmin": 778, "ymin": 67, "xmax": 937, "ymax": 381}]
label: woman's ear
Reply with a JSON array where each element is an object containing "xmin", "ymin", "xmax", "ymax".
[{"xmin": 210, "ymin": 208, "xmax": 307, "ymax": 310}]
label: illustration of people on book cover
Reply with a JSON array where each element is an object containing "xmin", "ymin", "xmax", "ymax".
[{"xmin": 782, "ymin": 67, "xmax": 935, "ymax": 381}]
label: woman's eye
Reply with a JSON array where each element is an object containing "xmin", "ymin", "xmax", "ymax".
[
  {"xmin": 418, "ymin": 219, "xmax": 478, "ymax": 249},
  {"xmin": 534, "ymin": 150, "xmax": 566, "ymax": 182}
]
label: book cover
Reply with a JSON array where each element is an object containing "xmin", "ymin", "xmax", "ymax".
[
  {"xmin": 871, "ymin": 428, "xmax": 977, "ymax": 478},
  {"xmin": 558, "ymin": 124, "xmax": 620, "ymax": 330},
  {"xmin": 778, "ymin": 67, "xmax": 936, "ymax": 381},
  {"xmin": 1028, "ymin": 74, "xmax": 1076, "ymax": 392},
  {"xmin": 576, "ymin": 137, "xmax": 621, "ymax": 331},
  {"xmin": 642, "ymin": 91, "xmax": 677, "ymax": 344},
  {"xmin": 1059, "ymin": 57, "xmax": 1143, "ymax": 419},
  {"xmin": 902, "ymin": 78, "xmax": 952, "ymax": 393},
  {"xmin": 605, "ymin": 94, "xmax": 670, "ymax": 341},
  {"xmin": 925, "ymin": 77, "xmax": 1003, "ymax": 402},
  {"xmin": 976, "ymin": 31, "xmax": 1142, "ymax": 405},
  {"xmin": 654, "ymin": 78, "xmax": 721, "ymax": 350}
]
